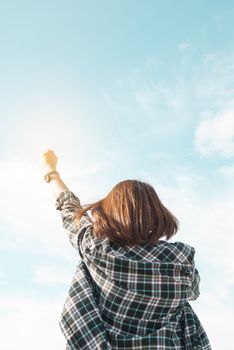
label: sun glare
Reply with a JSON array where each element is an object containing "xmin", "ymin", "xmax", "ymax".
[{"xmin": 6, "ymin": 113, "xmax": 87, "ymax": 166}]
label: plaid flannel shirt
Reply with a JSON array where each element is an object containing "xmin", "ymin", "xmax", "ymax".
[{"xmin": 55, "ymin": 190, "xmax": 212, "ymax": 350}]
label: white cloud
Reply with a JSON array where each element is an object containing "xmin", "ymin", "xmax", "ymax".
[
  {"xmin": 217, "ymin": 164, "xmax": 234, "ymax": 178},
  {"xmin": 0, "ymin": 294, "xmax": 66, "ymax": 350},
  {"xmin": 194, "ymin": 109, "xmax": 234, "ymax": 158},
  {"xmin": 32, "ymin": 264, "xmax": 72, "ymax": 285},
  {"xmin": 192, "ymin": 291, "xmax": 233, "ymax": 350}
]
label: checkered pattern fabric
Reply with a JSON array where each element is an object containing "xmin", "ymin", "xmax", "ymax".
[{"xmin": 55, "ymin": 190, "xmax": 212, "ymax": 350}]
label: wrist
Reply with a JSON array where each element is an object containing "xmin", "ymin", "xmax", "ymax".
[
  {"xmin": 44, "ymin": 170, "xmax": 60, "ymax": 183},
  {"xmin": 44, "ymin": 166, "xmax": 57, "ymax": 174}
]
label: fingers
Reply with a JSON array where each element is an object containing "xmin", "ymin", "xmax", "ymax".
[
  {"xmin": 42, "ymin": 150, "xmax": 57, "ymax": 165},
  {"xmin": 41, "ymin": 149, "xmax": 58, "ymax": 171},
  {"xmin": 43, "ymin": 149, "xmax": 55, "ymax": 155},
  {"xmin": 43, "ymin": 150, "xmax": 57, "ymax": 159}
]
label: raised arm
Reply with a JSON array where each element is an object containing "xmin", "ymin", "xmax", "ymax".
[{"xmin": 41, "ymin": 150, "xmax": 92, "ymax": 254}]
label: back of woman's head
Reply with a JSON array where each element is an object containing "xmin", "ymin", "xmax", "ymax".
[{"xmin": 76, "ymin": 179, "xmax": 179, "ymax": 246}]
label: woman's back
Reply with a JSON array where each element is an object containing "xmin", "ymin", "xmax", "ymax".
[{"xmin": 55, "ymin": 190, "xmax": 211, "ymax": 350}]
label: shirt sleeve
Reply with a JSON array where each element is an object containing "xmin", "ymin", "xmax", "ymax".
[
  {"xmin": 177, "ymin": 242, "xmax": 200, "ymax": 301},
  {"xmin": 188, "ymin": 246, "xmax": 200, "ymax": 300},
  {"xmin": 190, "ymin": 267, "xmax": 200, "ymax": 300},
  {"xmin": 55, "ymin": 190, "xmax": 93, "ymax": 256}
]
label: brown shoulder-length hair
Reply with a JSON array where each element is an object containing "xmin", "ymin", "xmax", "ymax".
[{"xmin": 76, "ymin": 179, "xmax": 179, "ymax": 246}]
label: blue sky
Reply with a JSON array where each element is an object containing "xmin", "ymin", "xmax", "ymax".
[{"xmin": 1, "ymin": 1, "xmax": 234, "ymax": 349}]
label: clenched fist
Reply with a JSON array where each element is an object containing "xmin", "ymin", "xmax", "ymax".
[{"xmin": 42, "ymin": 150, "xmax": 58, "ymax": 173}]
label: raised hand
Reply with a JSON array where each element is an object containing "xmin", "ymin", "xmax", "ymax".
[{"xmin": 42, "ymin": 149, "xmax": 58, "ymax": 173}]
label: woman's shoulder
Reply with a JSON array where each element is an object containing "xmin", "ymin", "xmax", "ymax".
[{"xmin": 162, "ymin": 240, "xmax": 196, "ymax": 264}]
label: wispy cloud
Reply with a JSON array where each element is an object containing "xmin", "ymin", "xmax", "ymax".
[
  {"xmin": 194, "ymin": 51, "xmax": 234, "ymax": 109},
  {"xmin": 102, "ymin": 49, "xmax": 234, "ymax": 157},
  {"xmin": 178, "ymin": 41, "xmax": 190, "ymax": 52},
  {"xmin": 194, "ymin": 109, "xmax": 234, "ymax": 158},
  {"xmin": 217, "ymin": 164, "xmax": 234, "ymax": 178}
]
